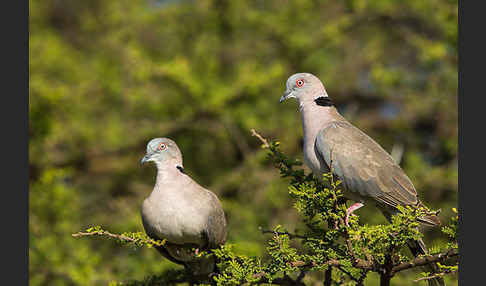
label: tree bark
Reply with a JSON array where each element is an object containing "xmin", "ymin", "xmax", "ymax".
[
  {"xmin": 380, "ymin": 273, "xmax": 391, "ymax": 286},
  {"xmin": 324, "ymin": 267, "xmax": 332, "ymax": 286}
]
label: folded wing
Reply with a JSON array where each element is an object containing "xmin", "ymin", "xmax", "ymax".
[{"xmin": 315, "ymin": 121, "xmax": 418, "ymax": 208}]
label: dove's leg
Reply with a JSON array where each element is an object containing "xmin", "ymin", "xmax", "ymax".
[{"xmin": 345, "ymin": 202, "xmax": 364, "ymax": 226}]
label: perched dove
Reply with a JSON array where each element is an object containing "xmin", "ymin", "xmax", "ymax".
[
  {"xmin": 140, "ymin": 138, "xmax": 227, "ymax": 277},
  {"xmin": 280, "ymin": 73, "xmax": 444, "ymax": 286}
]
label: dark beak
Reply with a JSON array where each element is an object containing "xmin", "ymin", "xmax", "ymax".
[
  {"xmin": 140, "ymin": 155, "xmax": 150, "ymax": 165},
  {"xmin": 279, "ymin": 90, "xmax": 292, "ymax": 103}
]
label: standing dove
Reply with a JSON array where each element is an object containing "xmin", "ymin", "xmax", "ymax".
[
  {"xmin": 280, "ymin": 73, "xmax": 444, "ymax": 286},
  {"xmin": 140, "ymin": 138, "xmax": 227, "ymax": 277}
]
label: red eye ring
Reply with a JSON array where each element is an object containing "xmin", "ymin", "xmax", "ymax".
[
  {"xmin": 296, "ymin": 79, "xmax": 305, "ymax": 88},
  {"xmin": 158, "ymin": 143, "xmax": 167, "ymax": 151}
]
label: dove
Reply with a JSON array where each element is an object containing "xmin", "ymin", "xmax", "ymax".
[
  {"xmin": 140, "ymin": 138, "xmax": 227, "ymax": 277},
  {"xmin": 280, "ymin": 72, "xmax": 444, "ymax": 286}
]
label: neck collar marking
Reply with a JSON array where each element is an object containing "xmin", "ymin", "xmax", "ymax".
[
  {"xmin": 176, "ymin": 165, "xmax": 186, "ymax": 174},
  {"xmin": 315, "ymin": 96, "xmax": 334, "ymax": 106}
]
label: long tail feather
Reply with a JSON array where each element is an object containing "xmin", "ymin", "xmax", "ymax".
[
  {"xmin": 407, "ymin": 239, "xmax": 445, "ymax": 286},
  {"xmin": 380, "ymin": 209, "xmax": 445, "ymax": 286}
]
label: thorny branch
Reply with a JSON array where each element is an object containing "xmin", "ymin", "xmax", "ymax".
[
  {"xmin": 247, "ymin": 247, "xmax": 457, "ymax": 286},
  {"xmin": 72, "ymin": 230, "xmax": 138, "ymax": 242},
  {"xmin": 72, "ymin": 130, "xmax": 458, "ymax": 286},
  {"xmin": 249, "ymin": 129, "xmax": 458, "ymax": 285},
  {"xmin": 72, "ymin": 228, "xmax": 166, "ymax": 247},
  {"xmin": 254, "ymin": 248, "xmax": 457, "ymax": 279},
  {"xmin": 251, "ymin": 128, "xmax": 270, "ymax": 148},
  {"xmin": 413, "ymin": 269, "xmax": 458, "ymax": 283},
  {"xmin": 391, "ymin": 248, "xmax": 459, "ymax": 275},
  {"xmin": 258, "ymin": 226, "xmax": 308, "ymax": 239}
]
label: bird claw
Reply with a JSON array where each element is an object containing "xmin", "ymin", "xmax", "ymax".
[{"xmin": 345, "ymin": 203, "xmax": 364, "ymax": 227}]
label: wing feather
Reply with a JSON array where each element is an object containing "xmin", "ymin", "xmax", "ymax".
[
  {"xmin": 202, "ymin": 190, "xmax": 227, "ymax": 249},
  {"xmin": 315, "ymin": 121, "xmax": 418, "ymax": 208}
]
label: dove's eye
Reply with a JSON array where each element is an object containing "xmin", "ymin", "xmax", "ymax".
[
  {"xmin": 296, "ymin": 79, "xmax": 305, "ymax": 87},
  {"xmin": 158, "ymin": 143, "xmax": 167, "ymax": 151}
]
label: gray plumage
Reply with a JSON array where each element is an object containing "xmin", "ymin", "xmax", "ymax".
[
  {"xmin": 140, "ymin": 138, "xmax": 227, "ymax": 276},
  {"xmin": 315, "ymin": 120, "xmax": 418, "ymax": 210},
  {"xmin": 280, "ymin": 73, "xmax": 444, "ymax": 286}
]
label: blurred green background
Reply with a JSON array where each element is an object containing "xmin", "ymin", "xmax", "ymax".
[{"xmin": 29, "ymin": 0, "xmax": 458, "ymax": 285}]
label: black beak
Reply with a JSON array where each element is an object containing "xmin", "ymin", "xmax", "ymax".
[
  {"xmin": 140, "ymin": 155, "xmax": 150, "ymax": 165},
  {"xmin": 279, "ymin": 90, "xmax": 292, "ymax": 103}
]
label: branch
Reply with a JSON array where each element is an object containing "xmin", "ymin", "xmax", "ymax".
[
  {"xmin": 335, "ymin": 265, "xmax": 359, "ymax": 283},
  {"xmin": 118, "ymin": 269, "xmax": 194, "ymax": 286},
  {"xmin": 413, "ymin": 269, "xmax": 457, "ymax": 283},
  {"xmin": 254, "ymin": 275, "xmax": 306, "ymax": 286},
  {"xmin": 286, "ymin": 258, "xmax": 373, "ymax": 272},
  {"xmin": 343, "ymin": 229, "xmax": 375, "ymax": 270},
  {"xmin": 391, "ymin": 248, "xmax": 458, "ymax": 275},
  {"xmin": 73, "ymin": 231, "xmax": 129, "ymax": 241},
  {"xmin": 258, "ymin": 226, "xmax": 308, "ymax": 239},
  {"xmin": 72, "ymin": 226, "xmax": 166, "ymax": 248},
  {"xmin": 250, "ymin": 128, "xmax": 270, "ymax": 148},
  {"xmin": 324, "ymin": 266, "xmax": 333, "ymax": 286}
]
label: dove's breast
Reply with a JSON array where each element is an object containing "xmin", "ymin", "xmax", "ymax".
[{"xmin": 141, "ymin": 187, "xmax": 207, "ymax": 246}]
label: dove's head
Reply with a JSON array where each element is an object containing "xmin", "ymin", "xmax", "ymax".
[
  {"xmin": 141, "ymin": 138, "xmax": 183, "ymax": 167},
  {"xmin": 279, "ymin": 73, "xmax": 331, "ymax": 107}
]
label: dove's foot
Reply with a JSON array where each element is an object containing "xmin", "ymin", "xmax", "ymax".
[{"xmin": 345, "ymin": 203, "xmax": 364, "ymax": 226}]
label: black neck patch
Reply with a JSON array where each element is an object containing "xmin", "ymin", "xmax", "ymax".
[
  {"xmin": 315, "ymin": 96, "xmax": 334, "ymax": 106},
  {"xmin": 176, "ymin": 166, "xmax": 186, "ymax": 174}
]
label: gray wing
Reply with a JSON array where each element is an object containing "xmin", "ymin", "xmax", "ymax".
[
  {"xmin": 315, "ymin": 121, "xmax": 418, "ymax": 208},
  {"xmin": 202, "ymin": 190, "xmax": 227, "ymax": 249}
]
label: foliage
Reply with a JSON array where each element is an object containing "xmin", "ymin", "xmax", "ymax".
[
  {"xmin": 441, "ymin": 208, "xmax": 458, "ymax": 244},
  {"xmin": 30, "ymin": 0, "xmax": 458, "ymax": 285},
  {"xmin": 73, "ymin": 226, "xmax": 166, "ymax": 248},
  {"xmin": 73, "ymin": 136, "xmax": 459, "ymax": 285},
  {"xmin": 207, "ymin": 137, "xmax": 458, "ymax": 285},
  {"xmin": 30, "ymin": 168, "xmax": 106, "ymax": 285}
]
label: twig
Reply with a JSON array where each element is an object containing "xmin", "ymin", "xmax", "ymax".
[
  {"xmin": 344, "ymin": 238, "xmax": 374, "ymax": 270},
  {"xmin": 336, "ymin": 265, "xmax": 359, "ymax": 283},
  {"xmin": 258, "ymin": 226, "xmax": 308, "ymax": 239},
  {"xmin": 357, "ymin": 270, "xmax": 369, "ymax": 286},
  {"xmin": 72, "ymin": 229, "xmax": 165, "ymax": 247},
  {"xmin": 289, "ymin": 259, "xmax": 339, "ymax": 269},
  {"xmin": 273, "ymin": 230, "xmax": 284, "ymax": 251},
  {"xmin": 391, "ymin": 248, "xmax": 458, "ymax": 275},
  {"xmin": 254, "ymin": 275, "xmax": 306, "ymax": 286},
  {"xmin": 413, "ymin": 269, "xmax": 457, "ymax": 282},
  {"xmin": 72, "ymin": 230, "xmax": 137, "ymax": 242},
  {"xmin": 250, "ymin": 129, "xmax": 270, "ymax": 148}
]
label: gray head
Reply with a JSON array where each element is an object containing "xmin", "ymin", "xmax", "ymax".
[
  {"xmin": 140, "ymin": 138, "xmax": 183, "ymax": 168},
  {"xmin": 279, "ymin": 73, "xmax": 329, "ymax": 105}
]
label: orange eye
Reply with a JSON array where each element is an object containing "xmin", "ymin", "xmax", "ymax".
[
  {"xmin": 158, "ymin": 143, "xmax": 167, "ymax": 151},
  {"xmin": 296, "ymin": 79, "xmax": 305, "ymax": 87}
]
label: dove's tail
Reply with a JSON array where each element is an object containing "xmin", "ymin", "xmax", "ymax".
[
  {"xmin": 156, "ymin": 244, "xmax": 217, "ymax": 277},
  {"xmin": 417, "ymin": 201, "xmax": 442, "ymax": 227},
  {"xmin": 185, "ymin": 255, "xmax": 217, "ymax": 278},
  {"xmin": 380, "ymin": 208, "xmax": 445, "ymax": 286},
  {"xmin": 407, "ymin": 238, "xmax": 446, "ymax": 286}
]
